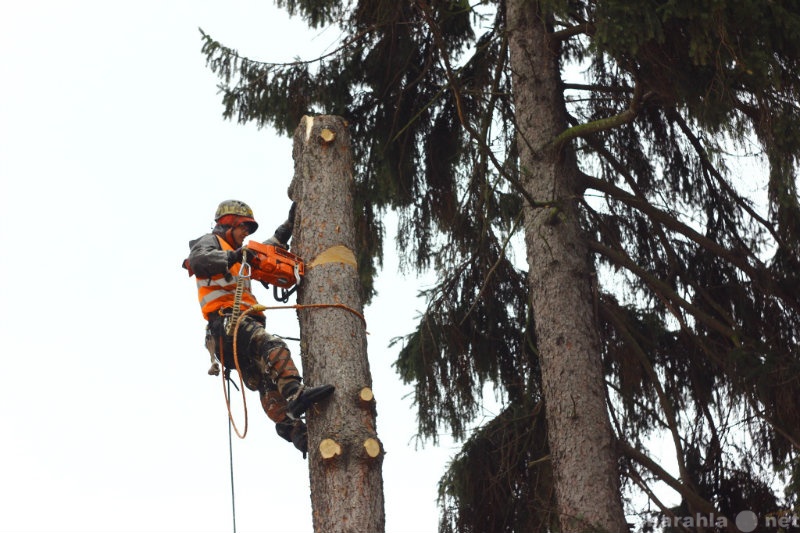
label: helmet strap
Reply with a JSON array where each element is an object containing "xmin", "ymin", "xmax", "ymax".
[{"xmin": 225, "ymin": 227, "xmax": 237, "ymax": 248}]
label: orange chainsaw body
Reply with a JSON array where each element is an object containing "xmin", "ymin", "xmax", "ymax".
[{"xmin": 244, "ymin": 240, "xmax": 305, "ymax": 288}]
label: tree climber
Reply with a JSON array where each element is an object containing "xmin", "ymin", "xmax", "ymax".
[{"xmin": 183, "ymin": 199, "xmax": 334, "ymax": 456}]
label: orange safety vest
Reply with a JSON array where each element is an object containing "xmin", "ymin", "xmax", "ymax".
[{"xmin": 195, "ymin": 235, "xmax": 263, "ymax": 320}]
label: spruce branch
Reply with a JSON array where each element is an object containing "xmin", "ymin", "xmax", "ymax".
[
  {"xmin": 599, "ymin": 298, "xmax": 693, "ymax": 491},
  {"xmin": 415, "ymin": 0, "xmax": 553, "ymax": 211},
  {"xmin": 582, "ymin": 172, "xmax": 800, "ymax": 314},
  {"xmin": 626, "ymin": 464, "xmax": 687, "ymax": 532},
  {"xmin": 666, "ymin": 107, "xmax": 782, "ymax": 245},
  {"xmin": 458, "ymin": 209, "xmax": 524, "ymax": 326},
  {"xmin": 605, "ymin": 381, "xmax": 670, "ymax": 431},
  {"xmin": 587, "ymin": 239, "xmax": 736, "ymax": 341},
  {"xmin": 199, "ymin": 26, "xmax": 373, "ymax": 71},
  {"xmin": 563, "ymin": 83, "xmax": 633, "ymax": 94},
  {"xmin": 618, "ymin": 440, "xmax": 729, "ymax": 529},
  {"xmin": 551, "ymin": 22, "xmax": 595, "ymax": 41},
  {"xmin": 581, "ymin": 146, "xmax": 742, "ymax": 332},
  {"xmin": 550, "ymin": 80, "xmax": 648, "ymax": 150}
]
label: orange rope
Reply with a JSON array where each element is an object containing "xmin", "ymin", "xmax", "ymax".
[
  {"xmin": 261, "ymin": 303, "xmax": 368, "ymax": 330},
  {"xmin": 219, "ymin": 308, "xmax": 260, "ymax": 439},
  {"xmin": 219, "ymin": 340, "xmax": 246, "ymax": 438}
]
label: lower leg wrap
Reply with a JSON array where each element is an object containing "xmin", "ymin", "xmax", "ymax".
[{"xmin": 266, "ymin": 346, "xmax": 300, "ymax": 382}]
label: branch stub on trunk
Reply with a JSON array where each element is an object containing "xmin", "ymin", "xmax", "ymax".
[
  {"xmin": 363, "ymin": 438, "xmax": 381, "ymax": 459},
  {"xmin": 359, "ymin": 387, "xmax": 375, "ymax": 404},
  {"xmin": 320, "ymin": 128, "xmax": 336, "ymax": 144},
  {"xmin": 319, "ymin": 438, "xmax": 342, "ymax": 460}
]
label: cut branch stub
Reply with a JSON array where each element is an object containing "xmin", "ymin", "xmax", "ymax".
[
  {"xmin": 359, "ymin": 387, "xmax": 375, "ymax": 404},
  {"xmin": 320, "ymin": 128, "xmax": 336, "ymax": 144},
  {"xmin": 363, "ymin": 437, "xmax": 381, "ymax": 459},
  {"xmin": 319, "ymin": 438, "xmax": 342, "ymax": 460}
]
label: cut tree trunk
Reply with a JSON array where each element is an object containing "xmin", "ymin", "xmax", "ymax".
[
  {"xmin": 289, "ymin": 115, "xmax": 385, "ymax": 533},
  {"xmin": 506, "ymin": 2, "xmax": 629, "ymax": 532}
]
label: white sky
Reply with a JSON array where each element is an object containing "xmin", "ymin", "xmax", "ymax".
[{"xmin": 0, "ymin": 2, "xmax": 465, "ymax": 531}]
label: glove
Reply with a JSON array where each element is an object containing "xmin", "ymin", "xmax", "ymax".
[
  {"xmin": 226, "ymin": 247, "xmax": 251, "ymax": 266},
  {"xmin": 272, "ymin": 202, "xmax": 297, "ymax": 245},
  {"xmin": 264, "ymin": 236, "xmax": 288, "ymax": 250}
]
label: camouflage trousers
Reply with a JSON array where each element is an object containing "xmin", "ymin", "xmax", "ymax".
[{"xmin": 205, "ymin": 310, "xmax": 301, "ymax": 424}]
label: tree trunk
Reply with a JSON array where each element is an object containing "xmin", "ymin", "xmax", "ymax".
[
  {"xmin": 289, "ymin": 115, "xmax": 386, "ymax": 533},
  {"xmin": 506, "ymin": 2, "xmax": 628, "ymax": 532}
]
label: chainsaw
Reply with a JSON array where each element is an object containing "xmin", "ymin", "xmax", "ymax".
[{"xmin": 243, "ymin": 240, "xmax": 305, "ymax": 302}]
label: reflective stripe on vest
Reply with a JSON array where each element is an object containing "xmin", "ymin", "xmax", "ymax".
[{"xmin": 196, "ymin": 235, "xmax": 261, "ymax": 320}]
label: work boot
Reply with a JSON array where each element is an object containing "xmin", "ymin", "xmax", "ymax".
[
  {"xmin": 290, "ymin": 421, "xmax": 308, "ymax": 458},
  {"xmin": 283, "ymin": 382, "xmax": 335, "ymax": 420},
  {"xmin": 275, "ymin": 419, "xmax": 308, "ymax": 458}
]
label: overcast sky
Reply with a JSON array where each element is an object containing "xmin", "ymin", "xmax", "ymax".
[{"xmin": 0, "ymin": 2, "xmax": 472, "ymax": 531}]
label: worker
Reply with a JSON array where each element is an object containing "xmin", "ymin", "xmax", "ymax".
[{"xmin": 183, "ymin": 199, "xmax": 334, "ymax": 457}]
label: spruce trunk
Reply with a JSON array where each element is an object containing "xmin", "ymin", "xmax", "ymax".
[
  {"xmin": 506, "ymin": 2, "xmax": 628, "ymax": 532},
  {"xmin": 288, "ymin": 115, "xmax": 385, "ymax": 533}
]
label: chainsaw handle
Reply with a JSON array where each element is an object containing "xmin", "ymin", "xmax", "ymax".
[{"xmin": 274, "ymin": 284, "xmax": 297, "ymax": 303}]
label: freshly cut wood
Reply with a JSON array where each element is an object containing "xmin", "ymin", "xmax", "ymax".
[
  {"xmin": 359, "ymin": 387, "xmax": 374, "ymax": 404},
  {"xmin": 363, "ymin": 438, "xmax": 381, "ymax": 459},
  {"xmin": 320, "ymin": 128, "xmax": 336, "ymax": 143},
  {"xmin": 320, "ymin": 438, "xmax": 342, "ymax": 460}
]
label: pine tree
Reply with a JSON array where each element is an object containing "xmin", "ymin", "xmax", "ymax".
[{"xmin": 201, "ymin": 1, "xmax": 800, "ymax": 531}]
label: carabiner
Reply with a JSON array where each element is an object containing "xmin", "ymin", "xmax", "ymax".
[{"xmin": 238, "ymin": 250, "xmax": 251, "ymax": 278}]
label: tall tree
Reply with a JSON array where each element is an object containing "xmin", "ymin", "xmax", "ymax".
[
  {"xmin": 202, "ymin": 1, "xmax": 800, "ymax": 531},
  {"xmin": 506, "ymin": 2, "xmax": 628, "ymax": 530},
  {"xmin": 290, "ymin": 114, "xmax": 384, "ymax": 533}
]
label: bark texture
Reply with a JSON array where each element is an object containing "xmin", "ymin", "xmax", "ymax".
[
  {"xmin": 506, "ymin": 2, "xmax": 628, "ymax": 532},
  {"xmin": 289, "ymin": 115, "xmax": 385, "ymax": 533}
]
